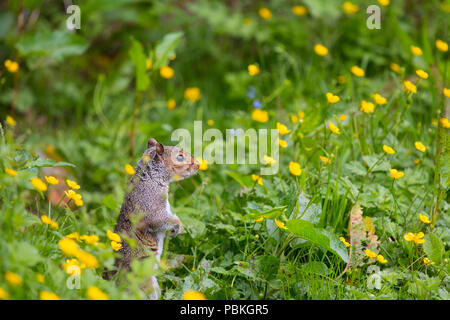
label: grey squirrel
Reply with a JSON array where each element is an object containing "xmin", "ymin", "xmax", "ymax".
[{"xmin": 104, "ymin": 138, "xmax": 199, "ymax": 299}]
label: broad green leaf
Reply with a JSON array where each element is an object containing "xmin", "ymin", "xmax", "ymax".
[
  {"xmin": 16, "ymin": 30, "xmax": 88, "ymax": 65},
  {"xmin": 246, "ymin": 206, "xmax": 286, "ymax": 220},
  {"xmin": 153, "ymin": 32, "xmax": 183, "ymax": 70},
  {"xmin": 226, "ymin": 171, "xmax": 254, "ymax": 188},
  {"xmin": 423, "ymin": 233, "xmax": 444, "ymax": 264},
  {"xmin": 10, "ymin": 242, "xmax": 42, "ymax": 267},
  {"xmin": 286, "ymin": 219, "xmax": 330, "ymax": 249},
  {"xmin": 129, "ymin": 37, "xmax": 150, "ymax": 91},
  {"xmin": 21, "ymin": 157, "xmax": 75, "ymax": 169}
]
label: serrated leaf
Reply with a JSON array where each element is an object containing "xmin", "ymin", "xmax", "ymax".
[{"xmin": 423, "ymin": 233, "xmax": 444, "ymax": 264}]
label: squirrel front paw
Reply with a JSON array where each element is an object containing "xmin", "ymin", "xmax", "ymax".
[{"xmin": 169, "ymin": 216, "xmax": 182, "ymax": 238}]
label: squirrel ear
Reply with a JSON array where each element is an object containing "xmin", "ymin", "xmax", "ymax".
[
  {"xmin": 148, "ymin": 138, "xmax": 158, "ymax": 149},
  {"xmin": 156, "ymin": 142, "xmax": 164, "ymax": 156}
]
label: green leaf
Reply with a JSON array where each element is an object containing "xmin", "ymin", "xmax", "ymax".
[
  {"xmin": 253, "ymin": 256, "xmax": 279, "ymax": 281},
  {"xmin": 179, "ymin": 214, "xmax": 206, "ymax": 239},
  {"xmin": 286, "ymin": 219, "xmax": 330, "ymax": 249},
  {"xmin": 102, "ymin": 194, "xmax": 119, "ymax": 213},
  {"xmin": 246, "ymin": 206, "xmax": 286, "ymax": 220},
  {"xmin": 11, "ymin": 242, "xmax": 42, "ymax": 267},
  {"xmin": 423, "ymin": 233, "xmax": 444, "ymax": 264},
  {"xmin": 129, "ymin": 37, "xmax": 150, "ymax": 91},
  {"xmin": 16, "ymin": 30, "xmax": 88, "ymax": 65},
  {"xmin": 226, "ymin": 171, "xmax": 254, "ymax": 188},
  {"xmin": 153, "ymin": 32, "xmax": 183, "ymax": 70},
  {"xmin": 21, "ymin": 157, "xmax": 75, "ymax": 169},
  {"xmin": 286, "ymin": 220, "xmax": 349, "ymax": 263}
]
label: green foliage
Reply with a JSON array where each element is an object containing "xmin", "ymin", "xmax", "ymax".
[{"xmin": 0, "ymin": 0, "xmax": 449, "ymax": 300}]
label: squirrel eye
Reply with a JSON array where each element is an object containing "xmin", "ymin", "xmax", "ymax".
[{"xmin": 176, "ymin": 154, "xmax": 184, "ymax": 162}]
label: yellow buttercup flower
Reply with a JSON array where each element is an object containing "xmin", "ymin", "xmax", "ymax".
[
  {"xmin": 251, "ymin": 109, "xmax": 268, "ymax": 123},
  {"xmin": 276, "ymin": 122, "xmax": 291, "ymax": 135},
  {"xmin": 319, "ymin": 156, "xmax": 329, "ymax": 165},
  {"xmin": 403, "ymin": 80, "xmax": 417, "ymax": 93},
  {"xmin": 435, "ymin": 39, "xmax": 448, "ymax": 52},
  {"xmin": 66, "ymin": 179, "xmax": 80, "ymax": 190},
  {"xmin": 440, "ymin": 117, "xmax": 450, "ymax": 128},
  {"xmin": 328, "ymin": 122, "xmax": 340, "ymax": 134},
  {"xmin": 77, "ymin": 251, "xmax": 99, "ymax": 268},
  {"xmin": 418, "ymin": 213, "xmax": 431, "ymax": 224},
  {"xmin": 339, "ymin": 237, "xmax": 350, "ymax": 247},
  {"xmin": 63, "ymin": 258, "xmax": 84, "ymax": 275},
  {"xmin": 444, "ymin": 88, "xmax": 450, "ymax": 98},
  {"xmin": 326, "ymin": 92, "xmax": 340, "ymax": 103},
  {"xmin": 378, "ymin": 0, "xmax": 389, "ymax": 6},
  {"xmin": 0, "ymin": 287, "xmax": 9, "ymax": 300},
  {"xmin": 146, "ymin": 59, "xmax": 152, "ymax": 70},
  {"xmin": 251, "ymin": 174, "xmax": 263, "ymax": 186},
  {"xmin": 40, "ymin": 291, "xmax": 61, "ymax": 300},
  {"xmin": 290, "ymin": 114, "xmax": 299, "ymax": 124},
  {"xmin": 36, "ymin": 274, "xmax": 45, "ymax": 283},
  {"xmin": 58, "ymin": 238, "xmax": 81, "ymax": 257},
  {"xmin": 376, "ymin": 254, "xmax": 387, "ymax": 264},
  {"xmin": 414, "ymin": 141, "xmax": 426, "ymax": 152},
  {"xmin": 87, "ymin": 286, "xmax": 109, "ymax": 300},
  {"xmin": 66, "ymin": 232, "xmax": 80, "ymax": 241},
  {"xmin": 390, "ymin": 63, "xmax": 402, "ymax": 74},
  {"xmin": 5, "ymin": 167, "xmax": 17, "ymax": 177},
  {"xmin": 45, "ymin": 176, "xmax": 59, "ymax": 185},
  {"xmin": 410, "ymin": 45, "xmax": 423, "ymax": 56},
  {"xmin": 167, "ymin": 98, "xmax": 176, "ymax": 110},
  {"xmin": 111, "ymin": 241, "xmax": 122, "ymax": 251},
  {"xmin": 314, "ymin": 44, "xmax": 328, "ymax": 56},
  {"xmin": 258, "ymin": 8, "xmax": 272, "ymax": 20},
  {"xmin": 373, "ymin": 93, "xmax": 387, "ymax": 105},
  {"xmin": 107, "ymin": 229, "xmax": 121, "ymax": 242},
  {"xmin": 4, "ymin": 59, "xmax": 19, "ymax": 73},
  {"xmin": 159, "ymin": 66, "xmax": 174, "ymax": 79},
  {"xmin": 365, "ymin": 248, "xmax": 377, "ymax": 259},
  {"xmin": 196, "ymin": 157, "xmax": 208, "ymax": 170},
  {"xmin": 423, "ymin": 258, "xmax": 435, "ymax": 266},
  {"xmin": 5, "ymin": 271, "xmax": 22, "ymax": 286},
  {"xmin": 248, "ymin": 64, "xmax": 260, "ymax": 76},
  {"xmin": 404, "ymin": 232, "xmax": 425, "ymax": 244},
  {"xmin": 41, "ymin": 215, "xmax": 58, "ymax": 230},
  {"xmin": 339, "ymin": 114, "xmax": 347, "ymax": 121},
  {"xmin": 298, "ymin": 110, "xmax": 305, "ymax": 119},
  {"xmin": 254, "ymin": 217, "xmax": 264, "ymax": 223},
  {"xmin": 389, "ymin": 168, "xmax": 404, "ymax": 179},
  {"xmin": 292, "ymin": 5, "xmax": 307, "ymax": 16},
  {"xmin": 360, "ymin": 100, "xmax": 375, "ymax": 113},
  {"xmin": 289, "ymin": 161, "xmax": 302, "ymax": 176},
  {"xmin": 416, "ymin": 69, "xmax": 428, "ymax": 79},
  {"xmin": 263, "ymin": 155, "xmax": 276, "ymax": 165},
  {"xmin": 274, "ymin": 219, "xmax": 288, "ymax": 230},
  {"xmin": 343, "ymin": 2, "xmax": 359, "ymax": 14},
  {"xmin": 278, "ymin": 138, "xmax": 288, "ymax": 148},
  {"xmin": 6, "ymin": 115, "xmax": 16, "ymax": 126},
  {"xmin": 31, "ymin": 177, "xmax": 47, "ymax": 192},
  {"xmin": 207, "ymin": 119, "xmax": 214, "ymax": 126},
  {"xmin": 383, "ymin": 145, "xmax": 395, "ymax": 154},
  {"xmin": 182, "ymin": 290, "xmax": 207, "ymax": 300},
  {"xmin": 125, "ymin": 164, "xmax": 135, "ymax": 175},
  {"xmin": 80, "ymin": 235, "xmax": 99, "ymax": 245},
  {"xmin": 351, "ymin": 66, "xmax": 365, "ymax": 77},
  {"xmin": 184, "ymin": 87, "xmax": 202, "ymax": 102}
]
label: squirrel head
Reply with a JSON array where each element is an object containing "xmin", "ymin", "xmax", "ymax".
[{"xmin": 139, "ymin": 138, "xmax": 199, "ymax": 183}]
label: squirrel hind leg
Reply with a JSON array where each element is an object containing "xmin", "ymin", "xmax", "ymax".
[{"xmin": 145, "ymin": 276, "xmax": 161, "ymax": 300}]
